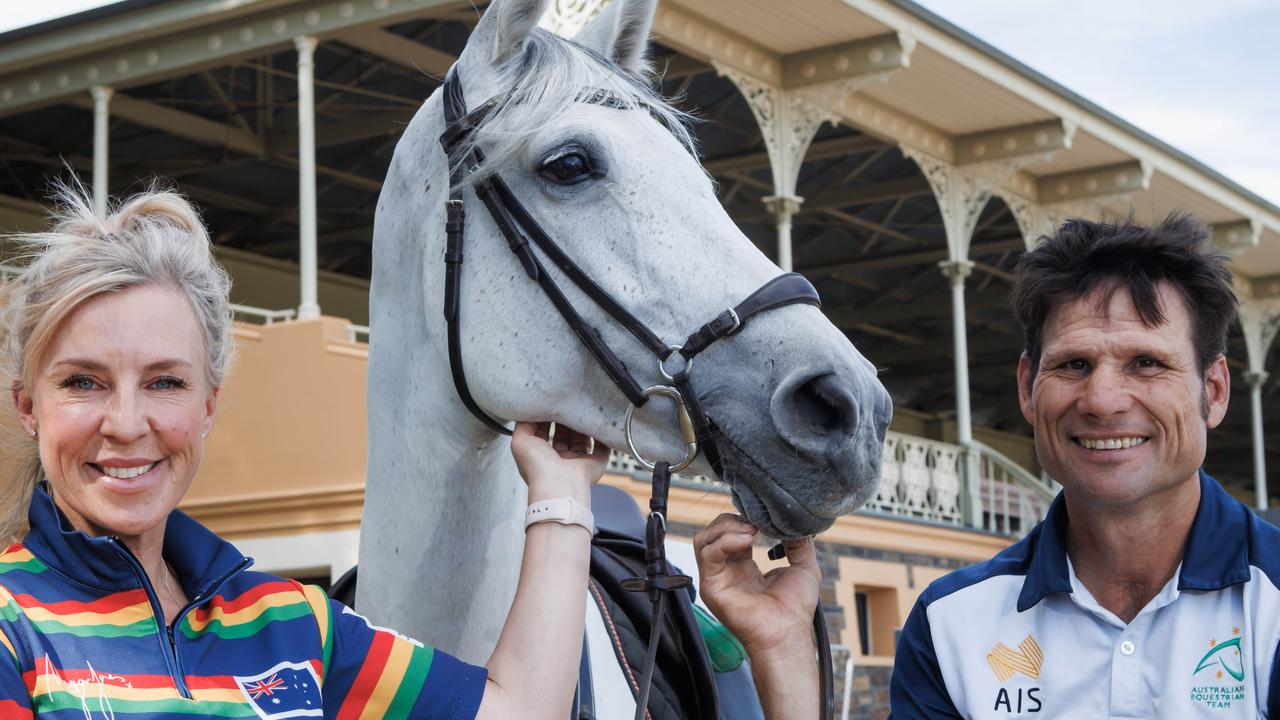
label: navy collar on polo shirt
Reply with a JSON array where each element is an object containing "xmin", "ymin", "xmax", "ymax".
[
  {"xmin": 1016, "ymin": 469, "xmax": 1251, "ymax": 612},
  {"xmin": 23, "ymin": 484, "xmax": 250, "ymax": 599}
]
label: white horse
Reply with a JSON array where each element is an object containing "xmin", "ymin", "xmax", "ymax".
[{"xmin": 358, "ymin": 0, "xmax": 891, "ymax": 702}]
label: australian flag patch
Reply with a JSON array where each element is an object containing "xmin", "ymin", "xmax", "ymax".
[{"xmin": 234, "ymin": 661, "xmax": 323, "ymax": 719}]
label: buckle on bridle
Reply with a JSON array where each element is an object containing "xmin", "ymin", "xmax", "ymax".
[{"xmin": 723, "ymin": 307, "xmax": 742, "ymax": 334}]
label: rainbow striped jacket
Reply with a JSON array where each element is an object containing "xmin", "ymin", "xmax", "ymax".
[{"xmin": 0, "ymin": 487, "xmax": 486, "ymax": 719}]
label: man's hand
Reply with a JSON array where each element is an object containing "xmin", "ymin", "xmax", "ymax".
[
  {"xmin": 510, "ymin": 421, "xmax": 610, "ymax": 504},
  {"xmin": 694, "ymin": 513, "xmax": 821, "ymax": 720},
  {"xmin": 694, "ymin": 513, "xmax": 821, "ymax": 657}
]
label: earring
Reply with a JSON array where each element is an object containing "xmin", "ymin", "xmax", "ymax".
[
  {"xmin": 31, "ymin": 429, "xmax": 37, "ymax": 439},
  {"xmin": 201, "ymin": 431, "xmax": 208, "ymax": 439}
]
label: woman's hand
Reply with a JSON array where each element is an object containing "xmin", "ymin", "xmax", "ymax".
[
  {"xmin": 510, "ymin": 421, "xmax": 610, "ymax": 504},
  {"xmin": 479, "ymin": 421, "xmax": 610, "ymax": 720}
]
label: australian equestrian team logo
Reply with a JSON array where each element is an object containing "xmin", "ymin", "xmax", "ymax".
[
  {"xmin": 986, "ymin": 635, "xmax": 1043, "ymax": 713},
  {"xmin": 1190, "ymin": 627, "xmax": 1246, "ymax": 710}
]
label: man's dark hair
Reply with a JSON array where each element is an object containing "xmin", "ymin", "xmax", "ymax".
[{"xmin": 1010, "ymin": 213, "xmax": 1237, "ymax": 387}]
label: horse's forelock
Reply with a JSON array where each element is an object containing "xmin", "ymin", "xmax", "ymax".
[{"xmin": 450, "ymin": 28, "xmax": 700, "ymax": 186}]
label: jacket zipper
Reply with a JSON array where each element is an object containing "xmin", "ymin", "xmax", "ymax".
[
  {"xmin": 168, "ymin": 558, "xmax": 252, "ymax": 698},
  {"xmin": 108, "ymin": 538, "xmax": 250, "ymax": 700}
]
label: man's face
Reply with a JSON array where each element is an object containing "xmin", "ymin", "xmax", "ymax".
[{"xmin": 1017, "ymin": 282, "xmax": 1229, "ymax": 508}]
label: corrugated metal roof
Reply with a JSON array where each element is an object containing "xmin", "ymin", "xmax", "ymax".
[{"xmin": 885, "ymin": 0, "xmax": 1280, "ymax": 221}]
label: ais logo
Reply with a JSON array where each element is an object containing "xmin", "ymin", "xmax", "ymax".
[{"xmin": 987, "ymin": 635, "xmax": 1043, "ymax": 713}]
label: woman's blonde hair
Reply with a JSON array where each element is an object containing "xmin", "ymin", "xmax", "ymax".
[{"xmin": 0, "ymin": 179, "xmax": 234, "ymax": 543}]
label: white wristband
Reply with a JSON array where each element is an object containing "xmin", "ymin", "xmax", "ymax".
[{"xmin": 525, "ymin": 497, "xmax": 594, "ymax": 535}]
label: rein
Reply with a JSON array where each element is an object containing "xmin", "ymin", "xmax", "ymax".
[{"xmin": 438, "ymin": 68, "xmax": 834, "ymax": 720}]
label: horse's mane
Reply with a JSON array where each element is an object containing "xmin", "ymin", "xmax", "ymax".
[{"xmin": 453, "ymin": 28, "xmax": 701, "ymax": 183}]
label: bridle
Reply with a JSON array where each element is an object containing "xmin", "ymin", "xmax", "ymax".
[{"xmin": 438, "ymin": 68, "xmax": 835, "ymax": 720}]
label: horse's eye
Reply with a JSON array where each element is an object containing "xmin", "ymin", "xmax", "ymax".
[{"xmin": 539, "ymin": 152, "xmax": 593, "ymax": 185}]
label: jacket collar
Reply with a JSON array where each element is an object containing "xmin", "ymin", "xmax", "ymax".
[
  {"xmin": 23, "ymin": 485, "xmax": 250, "ymax": 598},
  {"xmin": 1017, "ymin": 470, "xmax": 1249, "ymax": 611}
]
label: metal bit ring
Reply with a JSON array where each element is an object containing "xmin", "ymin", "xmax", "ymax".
[{"xmin": 623, "ymin": 385, "xmax": 699, "ymax": 472}]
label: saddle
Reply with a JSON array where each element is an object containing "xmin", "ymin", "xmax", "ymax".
[
  {"xmin": 329, "ymin": 484, "xmax": 764, "ymax": 720},
  {"xmin": 581, "ymin": 484, "xmax": 764, "ymax": 720}
]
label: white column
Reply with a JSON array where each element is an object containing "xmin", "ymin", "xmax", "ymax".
[
  {"xmin": 295, "ymin": 36, "xmax": 321, "ymax": 321},
  {"xmin": 90, "ymin": 85, "xmax": 113, "ymax": 217},
  {"xmin": 939, "ymin": 260, "xmax": 975, "ymax": 446},
  {"xmin": 1244, "ymin": 370, "xmax": 1269, "ymax": 510},
  {"xmin": 763, "ymin": 196, "xmax": 803, "ymax": 271},
  {"xmin": 1239, "ymin": 296, "xmax": 1280, "ymax": 510},
  {"xmin": 940, "ymin": 259, "xmax": 983, "ymax": 528}
]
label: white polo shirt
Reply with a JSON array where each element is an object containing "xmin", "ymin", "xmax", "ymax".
[{"xmin": 889, "ymin": 471, "xmax": 1280, "ymax": 718}]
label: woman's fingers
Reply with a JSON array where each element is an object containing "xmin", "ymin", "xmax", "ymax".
[
  {"xmin": 562, "ymin": 426, "xmax": 590, "ymax": 454},
  {"xmin": 533, "ymin": 421, "xmax": 551, "ymax": 442},
  {"xmin": 511, "ymin": 421, "xmax": 540, "ymax": 454}
]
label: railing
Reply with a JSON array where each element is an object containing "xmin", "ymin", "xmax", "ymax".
[
  {"xmin": 230, "ymin": 303, "xmax": 296, "ymax": 325},
  {"xmin": 832, "ymin": 644, "xmax": 856, "ymax": 720},
  {"xmin": 607, "ymin": 430, "xmax": 1055, "ymax": 539},
  {"xmin": 0, "ymin": 275, "xmax": 306, "ymax": 330},
  {"xmin": 227, "ymin": 306, "xmax": 368, "ymax": 342},
  {"xmin": 972, "ymin": 439, "xmax": 1057, "ymax": 537},
  {"xmin": 867, "ymin": 431, "xmax": 965, "ymax": 526}
]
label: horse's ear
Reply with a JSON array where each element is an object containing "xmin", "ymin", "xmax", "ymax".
[
  {"xmin": 459, "ymin": 0, "xmax": 552, "ymax": 69},
  {"xmin": 573, "ymin": 0, "xmax": 658, "ymax": 76}
]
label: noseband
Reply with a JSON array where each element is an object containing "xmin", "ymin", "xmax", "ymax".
[{"xmin": 438, "ymin": 68, "xmax": 834, "ymax": 720}]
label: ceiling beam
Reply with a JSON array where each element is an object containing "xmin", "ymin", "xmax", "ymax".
[
  {"xmin": 337, "ymin": 27, "xmax": 455, "ymax": 76},
  {"xmin": 0, "ymin": 193, "xmax": 47, "ymax": 233},
  {"xmin": 954, "ymin": 119, "xmax": 1074, "ymax": 165},
  {"xmin": 1035, "ymin": 160, "xmax": 1151, "ymax": 204},
  {"xmin": 0, "ymin": 0, "xmax": 462, "ymax": 117},
  {"xmin": 704, "ymin": 133, "xmax": 884, "ymax": 176},
  {"xmin": 824, "ymin": 294, "xmax": 1007, "ymax": 332},
  {"xmin": 781, "ymin": 32, "xmax": 915, "ymax": 89},
  {"xmin": 65, "ymin": 92, "xmax": 386, "ymax": 195},
  {"xmin": 803, "ymin": 176, "xmax": 932, "ymax": 212},
  {"xmin": 70, "ymin": 92, "xmax": 263, "ymax": 156},
  {"xmin": 658, "ymin": 54, "xmax": 713, "ymax": 81},
  {"xmin": 818, "ymin": 207, "xmax": 918, "ymax": 244},
  {"xmin": 652, "ymin": 3, "xmax": 782, "ymax": 85},
  {"xmin": 270, "ymin": 109, "xmax": 413, "ymax": 151},
  {"xmin": 803, "ymin": 237, "xmax": 1025, "ymax": 277},
  {"xmin": 727, "ymin": 176, "xmax": 932, "ymax": 223},
  {"xmin": 849, "ymin": 322, "xmax": 924, "ymax": 346}
]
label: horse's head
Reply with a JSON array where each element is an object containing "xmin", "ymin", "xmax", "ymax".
[{"xmin": 389, "ymin": 0, "xmax": 892, "ymax": 539}]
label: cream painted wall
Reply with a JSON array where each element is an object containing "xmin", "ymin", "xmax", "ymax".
[{"xmin": 187, "ymin": 317, "xmax": 369, "ymax": 535}]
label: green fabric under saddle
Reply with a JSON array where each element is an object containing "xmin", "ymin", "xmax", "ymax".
[{"xmin": 693, "ymin": 603, "xmax": 748, "ymax": 673}]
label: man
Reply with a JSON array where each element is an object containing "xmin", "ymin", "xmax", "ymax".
[{"xmin": 890, "ymin": 215, "xmax": 1280, "ymax": 718}]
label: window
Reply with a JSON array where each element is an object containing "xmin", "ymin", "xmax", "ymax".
[
  {"xmin": 852, "ymin": 584, "xmax": 899, "ymax": 657},
  {"xmin": 855, "ymin": 591, "xmax": 871, "ymax": 656}
]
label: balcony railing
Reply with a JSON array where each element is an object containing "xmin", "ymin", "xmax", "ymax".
[{"xmin": 607, "ymin": 431, "xmax": 1056, "ymax": 539}]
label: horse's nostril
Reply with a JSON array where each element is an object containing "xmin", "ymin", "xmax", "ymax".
[{"xmin": 790, "ymin": 373, "xmax": 857, "ymax": 437}]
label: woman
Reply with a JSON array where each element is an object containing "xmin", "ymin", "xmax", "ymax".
[{"xmin": 0, "ymin": 184, "xmax": 822, "ymax": 719}]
